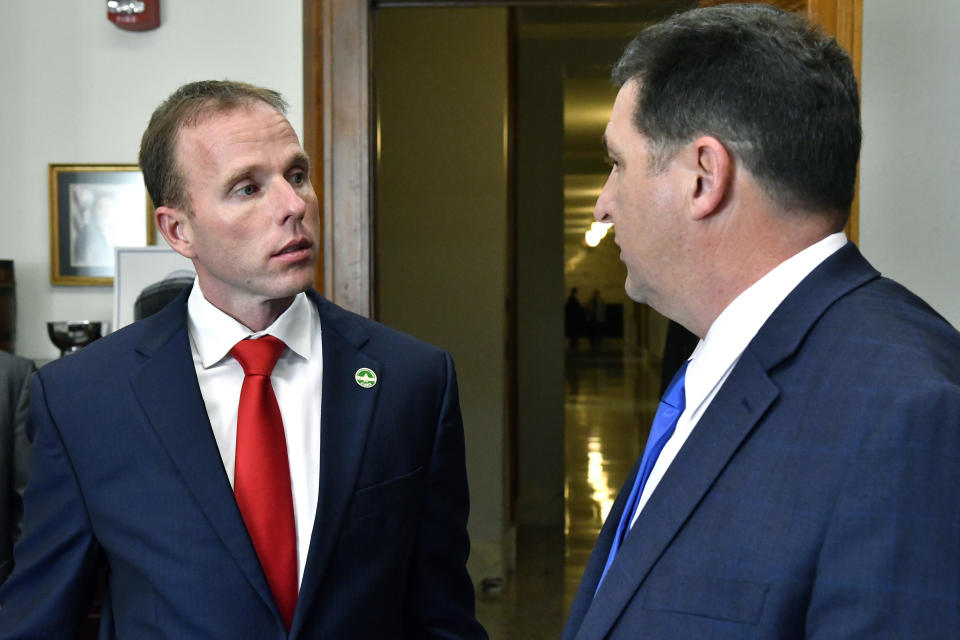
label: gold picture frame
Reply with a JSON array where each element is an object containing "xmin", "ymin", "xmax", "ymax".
[{"xmin": 49, "ymin": 164, "xmax": 155, "ymax": 285}]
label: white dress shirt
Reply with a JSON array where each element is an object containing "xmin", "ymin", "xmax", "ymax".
[
  {"xmin": 630, "ymin": 232, "xmax": 848, "ymax": 528},
  {"xmin": 186, "ymin": 283, "xmax": 323, "ymax": 585}
]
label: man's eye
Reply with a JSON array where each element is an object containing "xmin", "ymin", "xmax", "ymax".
[
  {"xmin": 238, "ymin": 184, "xmax": 258, "ymax": 196},
  {"xmin": 290, "ymin": 172, "xmax": 305, "ymax": 185}
]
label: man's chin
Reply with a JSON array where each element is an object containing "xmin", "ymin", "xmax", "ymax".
[
  {"xmin": 278, "ymin": 264, "xmax": 317, "ymax": 294},
  {"xmin": 624, "ymin": 278, "xmax": 646, "ymax": 304}
]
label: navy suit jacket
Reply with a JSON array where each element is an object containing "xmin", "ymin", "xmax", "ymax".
[
  {"xmin": 564, "ymin": 244, "xmax": 960, "ymax": 639},
  {"xmin": 0, "ymin": 289, "xmax": 486, "ymax": 639}
]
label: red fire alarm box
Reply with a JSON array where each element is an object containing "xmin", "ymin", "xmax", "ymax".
[{"xmin": 107, "ymin": 0, "xmax": 160, "ymax": 32}]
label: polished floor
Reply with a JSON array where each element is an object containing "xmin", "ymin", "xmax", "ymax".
[{"xmin": 476, "ymin": 343, "xmax": 662, "ymax": 638}]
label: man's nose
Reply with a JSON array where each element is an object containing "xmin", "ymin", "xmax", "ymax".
[
  {"xmin": 594, "ymin": 177, "xmax": 613, "ymax": 223},
  {"xmin": 274, "ymin": 179, "xmax": 307, "ymax": 223}
]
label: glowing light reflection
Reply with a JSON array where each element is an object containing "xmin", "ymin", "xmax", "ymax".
[
  {"xmin": 586, "ymin": 437, "xmax": 615, "ymax": 521},
  {"xmin": 585, "ymin": 221, "xmax": 613, "ymax": 247}
]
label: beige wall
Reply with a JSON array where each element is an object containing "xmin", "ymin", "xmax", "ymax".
[
  {"xmin": 860, "ymin": 0, "xmax": 960, "ymax": 327},
  {"xmin": 375, "ymin": 7, "xmax": 511, "ymax": 581},
  {"xmin": 513, "ymin": 29, "xmax": 567, "ymax": 528}
]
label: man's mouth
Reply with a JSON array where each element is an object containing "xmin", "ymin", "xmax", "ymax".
[{"xmin": 273, "ymin": 239, "xmax": 312, "ymax": 258}]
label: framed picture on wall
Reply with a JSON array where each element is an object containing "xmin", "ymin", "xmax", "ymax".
[{"xmin": 49, "ymin": 164, "xmax": 156, "ymax": 285}]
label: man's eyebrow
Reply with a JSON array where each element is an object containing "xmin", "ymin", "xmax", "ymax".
[
  {"xmin": 223, "ymin": 164, "xmax": 258, "ymax": 190},
  {"xmin": 289, "ymin": 151, "xmax": 311, "ymax": 169},
  {"xmin": 602, "ymin": 132, "xmax": 619, "ymax": 158}
]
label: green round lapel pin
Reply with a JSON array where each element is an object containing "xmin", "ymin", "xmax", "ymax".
[{"xmin": 355, "ymin": 367, "xmax": 377, "ymax": 388}]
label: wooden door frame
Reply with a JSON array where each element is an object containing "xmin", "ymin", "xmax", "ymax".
[
  {"xmin": 303, "ymin": 0, "xmax": 863, "ymax": 311},
  {"xmin": 303, "ymin": 0, "xmax": 371, "ymax": 310}
]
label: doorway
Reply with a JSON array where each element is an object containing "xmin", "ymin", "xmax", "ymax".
[{"xmin": 372, "ymin": 4, "xmax": 690, "ymax": 635}]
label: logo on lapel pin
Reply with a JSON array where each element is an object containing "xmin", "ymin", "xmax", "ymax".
[{"xmin": 355, "ymin": 368, "xmax": 377, "ymax": 388}]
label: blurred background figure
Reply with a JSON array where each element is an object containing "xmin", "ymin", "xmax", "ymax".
[
  {"xmin": 0, "ymin": 350, "xmax": 35, "ymax": 585},
  {"xmin": 565, "ymin": 287, "xmax": 585, "ymax": 350},
  {"xmin": 586, "ymin": 290, "xmax": 606, "ymax": 349}
]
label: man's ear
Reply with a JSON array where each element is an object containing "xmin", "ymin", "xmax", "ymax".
[
  {"xmin": 687, "ymin": 136, "xmax": 732, "ymax": 221},
  {"xmin": 155, "ymin": 205, "xmax": 197, "ymax": 259}
]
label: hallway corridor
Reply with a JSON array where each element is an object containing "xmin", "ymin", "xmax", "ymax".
[{"xmin": 477, "ymin": 345, "xmax": 662, "ymax": 638}]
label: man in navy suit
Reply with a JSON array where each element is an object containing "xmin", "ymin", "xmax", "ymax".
[
  {"xmin": 0, "ymin": 80, "xmax": 486, "ymax": 639},
  {"xmin": 564, "ymin": 6, "xmax": 960, "ymax": 639}
]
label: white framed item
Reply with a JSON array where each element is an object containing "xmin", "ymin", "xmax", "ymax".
[{"xmin": 114, "ymin": 246, "xmax": 195, "ymax": 331}]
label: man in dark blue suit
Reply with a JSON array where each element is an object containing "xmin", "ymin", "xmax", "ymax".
[
  {"xmin": 0, "ymin": 81, "xmax": 486, "ymax": 639},
  {"xmin": 564, "ymin": 5, "xmax": 960, "ymax": 639}
]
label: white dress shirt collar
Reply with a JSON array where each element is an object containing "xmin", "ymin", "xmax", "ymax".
[{"xmin": 186, "ymin": 282, "xmax": 316, "ymax": 368}]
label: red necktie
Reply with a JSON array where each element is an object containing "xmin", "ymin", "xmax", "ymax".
[{"xmin": 231, "ymin": 336, "xmax": 298, "ymax": 630}]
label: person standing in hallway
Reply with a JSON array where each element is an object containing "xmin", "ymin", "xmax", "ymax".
[
  {"xmin": 0, "ymin": 351, "xmax": 34, "ymax": 585},
  {"xmin": 0, "ymin": 80, "xmax": 486, "ymax": 639},
  {"xmin": 586, "ymin": 290, "xmax": 606, "ymax": 349},
  {"xmin": 564, "ymin": 6, "xmax": 960, "ymax": 639},
  {"xmin": 566, "ymin": 287, "xmax": 586, "ymax": 350}
]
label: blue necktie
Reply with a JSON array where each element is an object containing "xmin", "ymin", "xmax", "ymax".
[{"xmin": 595, "ymin": 360, "xmax": 689, "ymax": 593}]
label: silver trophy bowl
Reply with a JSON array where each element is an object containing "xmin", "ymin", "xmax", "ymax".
[{"xmin": 47, "ymin": 321, "xmax": 105, "ymax": 357}]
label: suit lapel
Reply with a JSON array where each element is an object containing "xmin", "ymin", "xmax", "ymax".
[
  {"xmin": 572, "ymin": 243, "xmax": 881, "ymax": 639},
  {"xmin": 128, "ymin": 290, "xmax": 282, "ymax": 629},
  {"xmin": 291, "ymin": 292, "xmax": 381, "ymax": 638}
]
